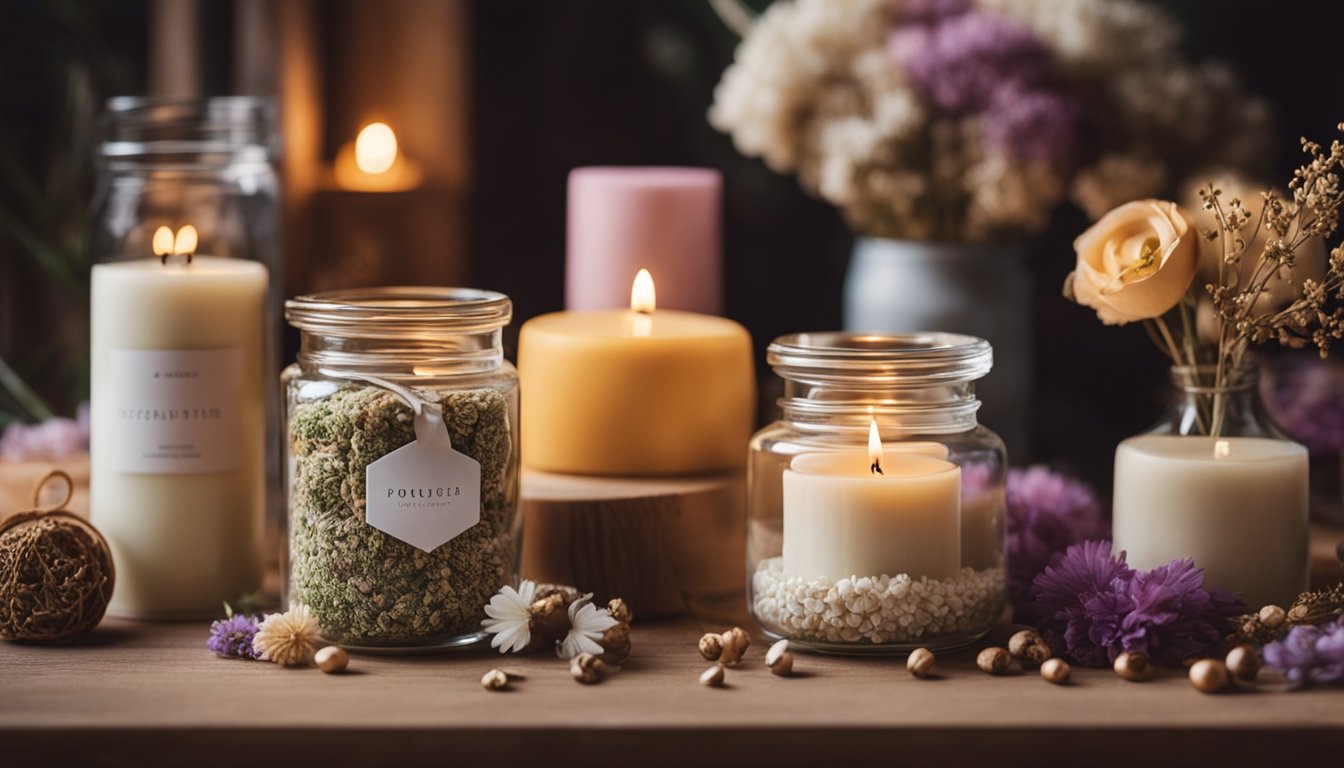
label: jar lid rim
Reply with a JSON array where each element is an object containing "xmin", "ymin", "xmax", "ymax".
[
  {"xmin": 768, "ymin": 331, "xmax": 992, "ymax": 384},
  {"xmin": 286, "ymin": 287, "xmax": 512, "ymax": 334}
]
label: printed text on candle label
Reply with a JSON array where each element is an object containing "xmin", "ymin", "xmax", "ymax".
[{"xmin": 106, "ymin": 348, "xmax": 243, "ymax": 474}]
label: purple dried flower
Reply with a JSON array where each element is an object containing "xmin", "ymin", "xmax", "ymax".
[
  {"xmin": 208, "ymin": 612, "xmax": 261, "ymax": 660},
  {"xmin": 1031, "ymin": 541, "xmax": 1247, "ymax": 668},
  {"xmin": 1264, "ymin": 617, "xmax": 1344, "ymax": 688},
  {"xmin": 1263, "ymin": 357, "xmax": 1344, "ymax": 455},
  {"xmin": 983, "ymin": 84, "xmax": 1080, "ymax": 172},
  {"xmin": 1005, "ymin": 466, "xmax": 1106, "ymax": 616},
  {"xmin": 0, "ymin": 403, "xmax": 91, "ymax": 461}
]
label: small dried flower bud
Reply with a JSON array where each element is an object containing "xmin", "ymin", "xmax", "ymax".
[
  {"xmin": 570, "ymin": 652, "xmax": 609, "ymax": 685},
  {"xmin": 1040, "ymin": 658, "xmax": 1070, "ymax": 685},
  {"xmin": 529, "ymin": 593, "xmax": 574, "ymax": 646},
  {"xmin": 314, "ymin": 646, "xmax": 349, "ymax": 674},
  {"xmin": 1114, "ymin": 652, "xmax": 1152, "ymax": 682},
  {"xmin": 534, "ymin": 583, "xmax": 581, "ymax": 604},
  {"xmin": 976, "ymin": 647, "xmax": 1012, "ymax": 675},
  {"xmin": 1225, "ymin": 644, "xmax": 1261, "ymax": 683},
  {"xmin": 1189, "ymin": 659, "xmax": 1231, "ymax": 694},
  {"xmin": 765, "ymin": 639, "xmax": 790, "ymax": 668},
  {"xmin": 1008, "ymin": 630, "xmax": 1052, "ymax": 665},
  {"xmin": 1258, "ymin": 604, "xmax": 1286, "ymax": 628},
  {"xmin": 699, "ymin": 632, "xmax": 724, "ymax": 661},
  {"xmin": 907, "ymin": 647, "xmax": 936, "ymax": 678},
  {"xmin": 770, "ymin": 651, "xmax": 794, "ymax": 676},
  {"xmin": 1288, "ymin": 604, "xmax": 1309, "ymax": 622},
  {"xmin": 699, "ymin": 663, "xmax": 725, "ymax": 687},
  {"xmin": 606, "ymin": 597, "xmax": 633, "ymax": 625},
  {"xmin": 481, "ymin": 668, "xmax": 510, "ymax": 691},
  {"xmin": 719, "ymin": 627, "xmax": 751, "ymax": 666},
  {"xmin": 598, "ymin": 621, "xmax": 631, "ymax": 665}
]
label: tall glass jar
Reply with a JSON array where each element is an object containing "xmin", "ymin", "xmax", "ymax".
[
  {"xmin": 283, "ymin": 288, "xmax": 520, "ymax": 651},
  {"xmin": 748, "ymin": 332, "xmax": 1007, "ymax": 655}
]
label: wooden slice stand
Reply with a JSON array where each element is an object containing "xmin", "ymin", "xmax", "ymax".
[{"xmin": 521, "ymin": 469, "xmax": 746, "ymax": 618}]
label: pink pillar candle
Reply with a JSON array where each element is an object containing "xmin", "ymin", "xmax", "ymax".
[{"xmin": 566, "ymin": 167, "xmax": 723, "ymax": 314}]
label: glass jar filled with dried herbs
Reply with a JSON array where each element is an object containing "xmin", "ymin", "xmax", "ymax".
[{"xmin": 283, "ymin": 288, "xmax": 519, "ymax": 651}]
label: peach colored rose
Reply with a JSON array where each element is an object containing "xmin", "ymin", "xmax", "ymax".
[{"xmin": 1065, "ymin": 200, "xmax": 1199, "ymax": 325}]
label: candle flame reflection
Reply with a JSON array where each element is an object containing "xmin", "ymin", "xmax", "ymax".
[
  {"xmin": 1214, "ymin": 440, "xmax": 1230, "ymax": 459},
  {"xmin": 869, "ymin": 419, "xmax": 884, "ymax": 475}
]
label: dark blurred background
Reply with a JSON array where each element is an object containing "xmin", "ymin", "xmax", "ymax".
[{"xmin": 2, "ymin": 0, "xmax": 1342, "ymax": 490}]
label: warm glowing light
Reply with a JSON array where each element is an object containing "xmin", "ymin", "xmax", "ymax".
[
  {"xmin": 1215, "ymin": 440, "xmax": 1230, "ymax": 459},
  {"xmin": 631, "ymin": 268, "xmax": 656, "ymax": 314},
  {"xmin": 868, "ymin": 419, "xmax": 884, "ymax": 475},
  {"xmin": 152, "ymin": 226, "xmax": 174, "ymax": 257},
  {"xmin": 355, "ymin": 122, "xmax": 398, "ymax": 175},
  {"xmin": 174, "ymin": 224, "xmax": 198, "ymax": 255},
  {"xmin": 153, "ymin": 225, "xmax": 198, "ymax": 258}
]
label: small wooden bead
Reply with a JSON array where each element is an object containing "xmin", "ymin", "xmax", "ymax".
[
  {"xmin": 1040, "ymin": 658, "xmax": 1070, "ymax": 685},
  {"xmin": 1225, "ymin": 645, "xmax": 1261, "ymax": 683},
  {"xmin": 1189, "ymin": 659, "xmax": 1231, "ymax": 694},
  {"xmin": 977, "ymin": 647, "xmax": 1012, "ymax": 675},
  {"xmin": 1113, "ymin": 652, "xmax": 1152, "ymax": 682},
  {"xmin": 314, "ymin": 646, "xmax": 349, "ymax": 674},
  {"xmin": 907, "ymin": 648, "xmax": 936, "ymax": 678}
]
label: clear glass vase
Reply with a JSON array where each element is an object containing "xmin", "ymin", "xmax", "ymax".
[{"xmin": 748, "ymin": 332, "xmax": 1007, "ymax": 655}]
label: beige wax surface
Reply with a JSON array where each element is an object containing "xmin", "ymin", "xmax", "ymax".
[
  {"xmin": 1113, "ymin": 435, "xmax": 1309, "ymax": 608},
  {"xmin": 90, "ymin": 256, "xmax": 267, "ymax": 619},
  {"xmin": 783, "ymin": 451, "xmax": 961, "ymax": 582},
  {"xmin": 518, "ymin": 309, "xmax": 754, "ymax": 476}
]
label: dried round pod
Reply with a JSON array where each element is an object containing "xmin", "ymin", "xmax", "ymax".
[
  {"xmin": 699, "ymin": 632, "xmax": 724, "ymax": 661},
  {"xmin": 699, "ymin": 663, "xmax": 726, "ymax": 687},
  {"xmin": 770, "ymin": 651, "xmax": 794, "ymax": 676},
  {"xmin": 907, "ymin": 647, "xmax": 936, "ymax": 678},
  {"xmin": 607, "ymin": 597, "xmax": 634, "ymax": 625},
  {"xmin": 1008, "ymin": 630, "xmax": 1052, "ymax": 665},
  {"xmin": 976, "ymin": 647, "xmax": 1012, "ymax": 675},
  {"xmin": 571, "ymin": 652, "xmax": 609, "ymax": 685},
  {"xmin": 529, "ymin": 593, "xmax": 574, "ymax": 646},
  {"xmin": 314, "ymin": 645, "xmax": 349, "ymax": 674},
  {"xmin": 719, "ymin": 627, "xmax": 751, "ymax": 665},
  {"xmin": 1225, "ymin": 644, "xmax": 1261, "ymax": 683},
  {"xmin": 598, "ymin": 621, "xmax": 631, "ymax": 665},
  {"xmin": 1189, "ymin": 659, "xmax": 1231, "ymax": 694},
  {"xmin": 1288, "ymin": 604, "xmax": 1309, "ymax": 622},
  {"xmin": 1040, "ymin": 658, "xmax": 1070, "ymax": 685},
  {"xmin": 764, "ymin": 639, "xmax": 790, "ymax": 668},
  {"xmin": 1258, "ymin": 604, "xmax": 1286, "ymax": 629},
  {"xmin": 1113, "ymin": 652, "xmax": 1152, "ymax": 682},
  {"xmin": 481, "ymin": 668, "xmax": 510, "ymax": 691}
]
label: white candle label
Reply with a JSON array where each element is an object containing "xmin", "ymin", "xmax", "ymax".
[
  {"xmin": 365, "ymin": 404, "xmax": 481, "ymax": 553},
  {"xmin": 107, "ymin": 348, "xmax": 243, "ymax": 474}
]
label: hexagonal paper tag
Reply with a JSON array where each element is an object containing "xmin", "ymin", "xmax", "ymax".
[{"xmin": 365, "ymin": 403, "xmax": 481, "ymax": 552}]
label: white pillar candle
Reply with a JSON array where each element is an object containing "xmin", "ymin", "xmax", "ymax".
[
  {"xmin": 1113, "ymin": 435, "xmax": 1309, "ymax": 609},
  {"xmin": 90, "ymin": 254, "xmax": 268, "ymax": 619},
  {"xmin": 782, "ymin": 424, "xmax": 961, "ymax": 582}
]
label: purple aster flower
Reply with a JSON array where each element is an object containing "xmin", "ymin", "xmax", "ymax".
[
  {"xmin": 1264, "ymin": 617, "xmax": 1344, "ymax": 689},
  {"xmin": 1005, "ymin": 466, "xmax": 1106, "ymax": 617},
  {"xmin": 207, "ymin": 612, "xmax": 261, "ymax": 660},
  {"xmin": 1030, "ymin": 541, "xmax": 1247, "ymax": 668}
]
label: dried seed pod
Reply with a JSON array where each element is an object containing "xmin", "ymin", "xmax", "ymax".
[
  {"xmin": 1008, "ymin": 630, "xmax": 1052, "ymax": 665},
  {"xmin": 1113, "ymin": 652, "xmax": 1152, "ymax": 682},
  {"xmin": 1189, "ymin": 659, "xmax": 1231, "ymax": 694},
  {"xmin": 529, "ymin": 592, "xmax": 574, "ymax": 647},
  {"xmin": 607, "ymin": 597, "xmax": 633, "ymax": 625},
  {"xmin": 719, "ymin": 627, "xmax": 751, "ymax": 666},
  {"xmin": 1040, "ymin": 658, "xmax": 1070, "ymax": 685},
  {"xmin": 598, "ymin": 621, "xmax": 631, "ymax": 665},
  {"xmin": 314, "ymin": 646, "xmax": 349, "ymax": 674},
  {"xmin": 976, "ymin": 647, "xmax": 1012, "ymax": 675},
  {"xmin": 1225, "ymin": 644, "xmax": 1261, "ymax": 683},
  {"xmin": 699, "ymin": 663, "xmax": 726, "ymax": 687},
  {"xmin": 907, "ymin": 647, "xmax": 936, "ymax": 678},
  {"xmin": 764, "ymin": 639, "xmax": 790, "ymax": 668},
  {"xmin": 770, "ymin": 651, "xmax": 794, "ymax": 676},
  {"xmin": 1288, "ymin": 604, "xmax": 1309, "ymax": 622},
  {"xmin": 481, "ymin": 668, "xmax": 510, "ymax": 691},
  {"xmin": 1258, "ymin": 604, "xmax": 1286, "ymax": 629},
  {"xmin": 699, "ymin": 632, "xmax": 724, "ymax": 661},
  {"xmin": 534, "ymin": 583, "xmax": 582, "ymax": 604},
  {"xmin": 571, "ymin": 652, "xmax": 609, "ymax": 685}
]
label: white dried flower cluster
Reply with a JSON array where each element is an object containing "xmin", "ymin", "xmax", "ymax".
[
  {"xmin": 751, "ymin": 558, "xmax": 1005, "ymax": 645},
  {"xmin": 253, "ymin": 602, "xmax": 320, "ymax": 666},
  {"xmin": 709, "ymin": 0, "xmax": 1271, "ymax": 242}
]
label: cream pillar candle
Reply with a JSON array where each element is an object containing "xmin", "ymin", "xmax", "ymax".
[
  {"xmin": 90, "ymin": 250, "xmax": 268, "ymax": 619},
  {"xmin": 1113, "ymin": 435, "xmax": 1309, "ymax": 608},
  {"xmin": 782, "ymin": 424, "xmax": 961, "ymax": 581},
  {"xmin": 519, "ymin": 269, "xmax": 754, "ymax": 476}
]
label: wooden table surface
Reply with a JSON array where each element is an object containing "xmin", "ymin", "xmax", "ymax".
[{"xmin": 3, "ymin": 613, "xmax": 1343, "ymax": 768}]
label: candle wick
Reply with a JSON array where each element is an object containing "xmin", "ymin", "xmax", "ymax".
[
  {"xmin": 870, "ymin": 460, "xmax": 883, "ymax": 476},
  {"xmin": 160, "ymin": 251, "xmax": 195, "ymax": 266}
]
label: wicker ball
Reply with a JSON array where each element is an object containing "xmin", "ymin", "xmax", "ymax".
[{"xmin": 0, "ymin": 471, "xmax": 115, "ymax": 642}]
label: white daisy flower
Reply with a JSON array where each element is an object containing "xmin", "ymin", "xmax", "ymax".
[
  {"xmin": 481, "ymin": 579, "xmax": 537, "ymax": 653},
  {"xmin": 557, "ymin": 593, "xmax": 618, "ymax": 660}
]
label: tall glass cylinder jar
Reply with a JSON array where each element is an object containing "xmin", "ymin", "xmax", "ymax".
[
  {"xmin": 748, "ymin": 332, "xmax": 1007, "ymax": 655},
  {"xmin": 283, "ymin": 288, "xmax": 520, "ymax": 651}
]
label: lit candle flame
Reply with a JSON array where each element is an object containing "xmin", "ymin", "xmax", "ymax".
[
  {"xmin": 869, "ymin": 419, "xmax": 884, "ymax": 475},
  {"xmin": 355, "ymin": 122, "xmax": 398, "ymax": 175},
  {"xmin": 153, "ymin": 225, "xmax": 198, "ymax": 262},
  {"xmin": 630, "ymin": 268, "xmax": 656, "ymax": 314},
  {"xmin": 152, "ymin": 226, "xmax": 174, "ymax": 257},
  {"xmin": 1214, "ymin": 440, "xmax": 1230, "ymax": 459}
]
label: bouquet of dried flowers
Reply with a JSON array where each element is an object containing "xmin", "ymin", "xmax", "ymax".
[
  {"xmin": 1064, "ymin": 124, "xmax": 1344, "ymax": 436},
  {"xmin": 709, "ymin": 0, "xmax": 1269, "ymax": 243}
]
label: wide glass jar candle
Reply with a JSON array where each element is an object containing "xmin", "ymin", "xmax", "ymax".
[
  {"xmin": 748, "ymin": 333, "xmax": 1007, "ymax": 654},
  {"xmin": 283, "ymin": 288, "xmax": 520, "ymax": 651}
]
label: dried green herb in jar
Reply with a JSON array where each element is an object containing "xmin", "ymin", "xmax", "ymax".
[{"xmin": 288, "ymin": 385, "xmax": 517, "ymax": 645}]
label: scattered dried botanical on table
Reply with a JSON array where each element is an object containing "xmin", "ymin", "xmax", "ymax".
[{"xmin": 253, "ymin": 603, "xmax": 321, "ymax": 667}]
